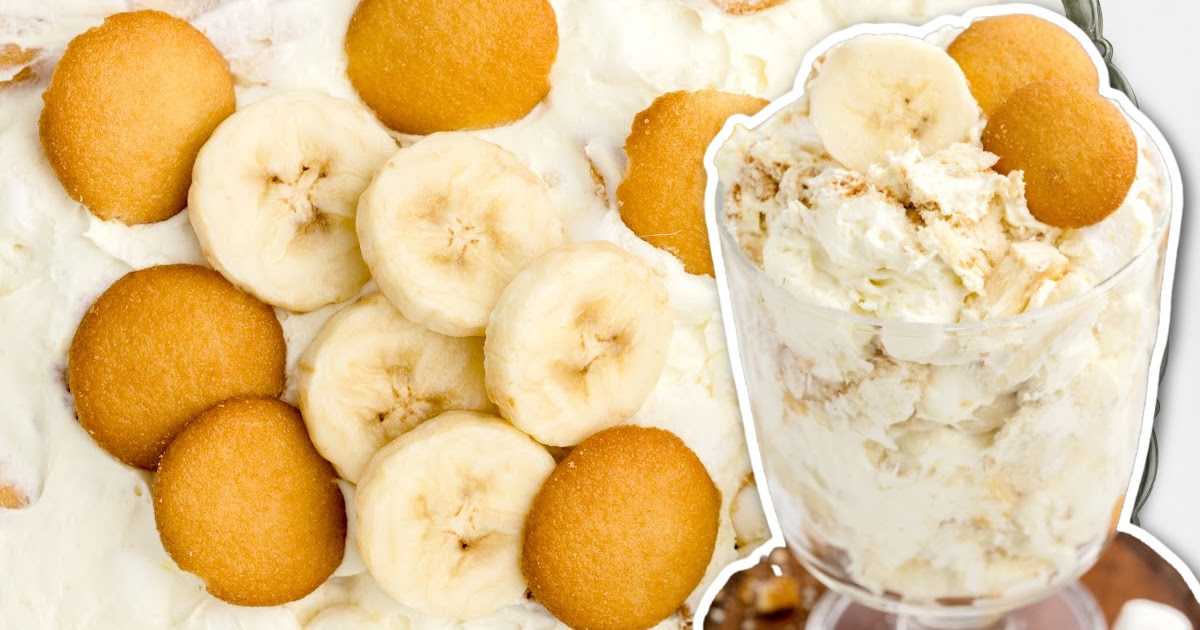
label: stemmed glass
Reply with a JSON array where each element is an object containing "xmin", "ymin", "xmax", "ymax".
[
  {"xmin": 710, "ymin": 133, "xmax": 1173, "ymax": 630},
  {"xmin": 704, "ymin": 5, "xmax": 1178, "ymax": 625}
]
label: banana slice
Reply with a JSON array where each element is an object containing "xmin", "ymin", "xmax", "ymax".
[
  {"xmin": 807, "ymin": 34, "xmax": 979, "ymax": 173},
  {"xmin": 355, "ymin": 410, "xmax": 554, "ymax": 619},
  {"xmin": 356, "ymin": 132, "xmax": 565, "ymax": 338},
  {"xmin": 189, "ymin": 91, "xmax": 397, "ymax": 313},
  {"xmin": 484, "ymin": 241, "xmax": 674, "ymax": 447},
  {"xmin": 296, "ymin": 293, "xmax": 495, "ymax": 483}
]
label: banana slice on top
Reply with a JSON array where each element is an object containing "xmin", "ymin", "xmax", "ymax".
[
  {"xmin": 484, "ymin": 242, "xmax": 674, "ymax": 447},
  {"xmin": 296, "ymin": 293, "xmax": 495, "ymax": 483},
  {"xmin": 189, "ymin": 91, "xmax": 397, "ymax": 313},
  {"xmin": 808, "ymin": 34, "xmax": 979, "ymax": 172},
  {"xmin": 356, "ymin": 132, "xmax": 565, "ymax": 338},
  {"xmin": 355, "ymin": 410, "xmax": 554, "ymax": 620}
]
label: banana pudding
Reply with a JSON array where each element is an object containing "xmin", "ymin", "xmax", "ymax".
[
  {"xmin": 715, "ymin": 12, "xmax": 1169, "ymax": 608},
  {"xmin": 0, "ymin": 0, "xmax": 1059, "ymax": 629}
]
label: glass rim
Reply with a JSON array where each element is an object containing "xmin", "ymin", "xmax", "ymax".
[{"xmin": 713, "ymin": 121, "xmax": 1172, "ymax": 334}]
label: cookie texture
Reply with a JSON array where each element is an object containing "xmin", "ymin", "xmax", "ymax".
[
  {"xmin": 344, "ymin": 0, "xmax": 558, "ymax": 134},
  {"xmin": 68, "ymin": 264, "xmax": 286, "ymax": 469},
  {"xmin": 154, "ymin": 397, "xmax": 346, "ymax": 606},
  {"xmin": 39, "ymin": 10, "xmax": 235, "ymax": 224},
  {"xmin": 947, "ymin": 14, "xmax": 1099, "ymax": 116},
  {"xmin": 522, "ymin": 425, "xmax": 721, "ymax": 630},
  {"xmin": 983, "ymin": 80, "xmax": 1137, "ymax": 229},
  {"xmin": 617, "ymin": 90, "xmax": 769, "ymax": 276}
]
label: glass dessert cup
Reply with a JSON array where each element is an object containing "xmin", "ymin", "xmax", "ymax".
[{"xmin": 713, "ymin": 173, "xmax": 1171, "ymax": 629}]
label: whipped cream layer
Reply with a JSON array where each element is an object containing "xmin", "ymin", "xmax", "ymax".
[
  {"xmin": 716, "ymin": 46, "xmax": 1168, "ymax": 602},
  {"xmin": 0, "ymin": 0, "xmax": 1057, "ymax": 628}
]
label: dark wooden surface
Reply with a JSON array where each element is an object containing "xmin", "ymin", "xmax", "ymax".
[{"xmin": 704, "ymin": 533, "xmax": 1200, "ymax": 629}]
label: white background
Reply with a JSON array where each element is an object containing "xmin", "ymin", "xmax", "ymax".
[{"xmin": 1103, "ymin": 0, "xmax": 1200, "ymax": 575}]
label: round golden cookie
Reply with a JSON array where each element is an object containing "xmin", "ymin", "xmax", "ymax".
[
  {"xmin": 617, "ymin": 90, "xmax": 769, "ymax": 277},
  {"xmin": 522, "ymin": 425, "xmax": 721, "ymax": 630},
  {"xmin": 39, "ymin": 10, "xmax": 235, "ymax": 225},
  {"xmin": 947, "ymin": 14, "xmax": 1099, "ymax": 116},
  {"xmin": 67, "ymin": 264, "xmax": 286, "ymax": 470},
  {"xmin": 344, "ymin": 0, "xmax": 558, "ymax": 135},
  {"xmin": 982, "ymin": 80, "xmax": 1137, "ymax": 229},
  {"xmin": 154, "ymin": 396, "xmax": 346, "ymax": 606}
]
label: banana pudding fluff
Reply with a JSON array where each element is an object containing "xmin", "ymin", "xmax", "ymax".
[
  {"xmin": 0, "ymin": 0, "xmax": 1062, "ymax": 628},
  {"xmin": 715, "ymin": 20, "xmax": 1168, "ymax": 605}
]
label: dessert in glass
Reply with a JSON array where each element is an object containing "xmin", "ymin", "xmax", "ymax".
[{"xmin": 707, "ymin": 7, "xmax": 1177, "ymax": 630}]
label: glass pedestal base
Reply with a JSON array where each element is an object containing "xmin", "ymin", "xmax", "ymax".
[{"xmin": 806, "ymin": 583, "xmax": 1107, "ymax": 630}]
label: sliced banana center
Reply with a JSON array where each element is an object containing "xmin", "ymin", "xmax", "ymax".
[
  {"xmin": 438, "ymin": 215, "xmax": 490, "ymax": 267},
  {"xmin": 369, "ymin": 364, "xmax": 448, "ymax": 440},
  {"xmin": 355, "ymin": 133, "xmax": 564, "ymax": 337},
  {"xmin": 484, "ymin": 242, "xmax": 674, "ymax": 447},
  {"xmin": 807, "ymin": 34, "xmax": 978, "ymax": 172},
  {"xmin": 577, "ymin": 309, "xmax": 635, "ymax": 394},
  {"xmin": 188, "ymin": 91, "xmax": 394, "ymax": 313},
  {"xmin": 263, "ymin": 162, "xmax": 329, "ymax": 231},
  {"xmin": 297, "ymin": 292, "xmax": 493, "ymax": 484},
  {"xmin": 578, "ymin": 329, "xmax": 627, "ymax": 373},
  {"xmin": 355, "ymin": 412, "xmax": 551, "ymax": 619},
  {"xmin": 877, "ymin": 89, "xmax": 935, "ymax": 138},
  {"xmin": 420, "ymin": 191, "xmax": 506, "ymax": 271},
  {"xmin": 440, "ymin": 483, "xmax": 495, "ymax": 552}
]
